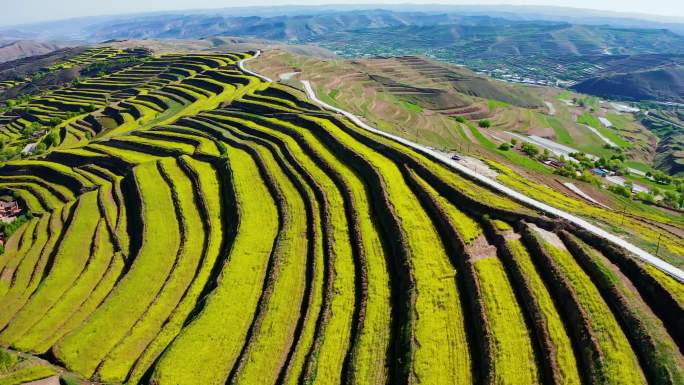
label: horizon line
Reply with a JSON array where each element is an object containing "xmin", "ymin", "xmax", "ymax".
[{"xmin": 2, "ymin": 2, "xmax": 684, "ymax": 29}]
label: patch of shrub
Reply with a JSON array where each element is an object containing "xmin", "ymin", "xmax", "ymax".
[
  {"xmin": 608, "ymin": 184, "xmax": 632, "ymax": 198},
  {"xmin": 521, "ymin": 142, "xmax": 540, "ymax": 157}
]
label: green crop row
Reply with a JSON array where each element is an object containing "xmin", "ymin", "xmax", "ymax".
[
  {"xmin": 506, "ymin": 239, "xmax": 581, "ymax": 385},
  {"xmin": 151, "ymin": 144, "xmax": 279, "ymax": 385},
  {"xmin": 53, "ymin": 161, "xmax": 181, "ymax": 378},
  {"xmin": 0, "ymin": 192, "xmax": 100, "ymax": 347},
  {"xmin": 215, "ymin": 111, "xmax": 391, "ymax": 384},
  {"xmin": 539, "ymin": 236, "xmax": 645, "ymax": 384},
  {"xmin": 475, "ymin": 256, "xmax": 541, "ymax": 384},
  {"xmin": 305, "ymin": 113, "xmax": 469, "ymax": 384},
  {"xmin": 0, "ymin": 204, "xmax": 73, "ymax": 330}
]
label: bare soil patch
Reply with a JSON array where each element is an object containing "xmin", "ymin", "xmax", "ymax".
[{"xmin": 467, "ymin": 235, "xmax": 499, "ymax": 262}]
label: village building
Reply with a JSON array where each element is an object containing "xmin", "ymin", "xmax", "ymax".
[{"xmin": 0, "ymin": 200, "xmax": 22, "ymax": 222}]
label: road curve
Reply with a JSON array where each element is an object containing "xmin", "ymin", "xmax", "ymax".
[
  {"xmin": 300, "ymin": 79, "xmax": 684, "ymax": 283},
  {"xmin": 238, "ymin": 50, "xmax": 273, "ymax": 83}
]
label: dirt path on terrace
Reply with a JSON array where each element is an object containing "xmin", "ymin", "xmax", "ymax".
[
  {"xmin": 467, "ymin": 235, "xmax": 499, "ymax": 262},
  {"xmin": 22, "ymin": 375, "xmax": 60, "ymax": 385},
  {"xmin": 529, "ymin": 223, "xmax": 566, "ymax": 249},
  {"xmin": 502, "ymin": 230, "xmax": 522, "ymax": 241}
]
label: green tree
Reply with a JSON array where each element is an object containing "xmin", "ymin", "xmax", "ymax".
[
  {"xmin": 664, "ymin": 191, "xmax": 678, "ymax": 206},
  {"xmin": 540, "ymin": 148, "xmax": 550, "ymax": 161},
  {"xmin": 608, "ymin": 184, "xmax": 632, "ymax": 198},
  {"xmin": 653, "ymin": 171, "xmax": 672, "ymax": 185},
  {"xmin": 41, "ymin": 129, "xmax": 61, "ymax": 148},
  {"xmin": 35, "ymin": 142, "xmax": 47, "ymax": 154},
  {"xmin": 521, "ymin": 142, "xmax": 540, "ymax": 157},
  {"xmin": 636, "ymin": 191, "xmax": 656, "ymax": 204}
]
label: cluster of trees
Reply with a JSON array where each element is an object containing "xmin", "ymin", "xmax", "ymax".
[
  {"xmin": 31, "ymin": 71, "xmax": 50, "ymax": 82},
  {"xmin": 3, "ymin": 95, "xmax": 33, "ymax": 110},
  {"xmin": 0, "ymin": 140, "xmax": 19, "ymax": 162},
  {"xmin": 608, "ymin": 183, "xmax": 633, "ymax": 198},
  {"xmin": 612, "ymin": 183, "xmax": 684, "ymax": 209},
  {"xmin": 574, "ymin": 96, "xmax": 598, "ymax": 111},
  {"xmin": 646, "ymin": 170, "xmax": 676, "ymax": 185},
  {"xmin": 0, "ymin": 210, "xmax": 32, "ymax": 254},
  {"xmin": 552, "ymin": 149, "xmax": 629, "ymax": 180},
  {"xmin": 649, "ymin": 178, "xmax": 684, "ymax": 209},
  {"xmin": 520, "ymin": 142, "xmax": 550, "ymax": 160},
  {"xmin": 498, "ymin": 138, "xmax": 551, "ymax": 161},
  {"xmin": 601, "ymin": 168, "xmax": 684, "ymax": 209},
  {"xmin": 554, "ymin": 160, "xmax": 607, "ymax": 186}
]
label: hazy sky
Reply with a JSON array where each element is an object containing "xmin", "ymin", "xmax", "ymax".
[{"xmin": 3, "ymin": 0, "xmax": 684, "ymax": 26}]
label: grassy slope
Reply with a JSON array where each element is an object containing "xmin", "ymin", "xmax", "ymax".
[
  {"xmin": 475, "ymin": 256, "xmax": 541, "ymax": 384},
  {"xmin": 53, "ymin": 162, "xmax": 181, "ymax": 377},
  {"xmin": 0, "ymin": 192, "xmax": 100, "ymax": 347},
  {"xmin": 313, "ymin": 116, "xmax": 470, "ymax": 384},
  {"xmin": 507, "ymin": 239, "xmax": 581, "ymax": 385},
  {"xmin": 542, "ymin": 241, "xmax": 645, "ymax": 384},
  {"xmin": 151, "ymin": 147, "xmax": 279, "ymax": 385}
]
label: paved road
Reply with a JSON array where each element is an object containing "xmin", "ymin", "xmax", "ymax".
[
  {"xmin": 237, "ymin": 51, "xmax": 273, "ymax": 83},
  {"xmin": 544, "ymin": 101, "xmax": 556, "ymax": 115},
  {"xmin": 299, "ymin": 79, "xmax": 684, "ymax": 283},
  {"xmin": 580, "ymin": 123, "xmax": 618, "ymax": 148},
  {"xmin": 237, "ymin": 53, "xmax": 684, "ymax": 282},
  {"xmin": 23, "ymin": 376, "xmax": 60, "ymax": 385},
  {"xmin": 507, "ymin": 132, "xmax": 588, "ymax": 161}
]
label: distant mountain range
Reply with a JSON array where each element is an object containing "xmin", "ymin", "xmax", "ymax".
[
  {"xmin": 3, "ymin": 6, "xmax": 684, "ymax": 102},
  {"xmin": 4, "ymin": 5, "xmax": 684, "ymax": 36}
]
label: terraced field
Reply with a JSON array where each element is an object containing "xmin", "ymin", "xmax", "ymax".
[{"xmin": 0, "ymin": 49, "xmax": 682, "ymax": 385}]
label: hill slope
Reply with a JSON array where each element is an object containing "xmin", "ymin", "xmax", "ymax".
[
  {"xmin": 572, "ymin": 65, "xmax": 684, "ymax": 103},
  {"xmin": 0, "ymin": 40, "xmax": 62, "ymax": 63}
]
